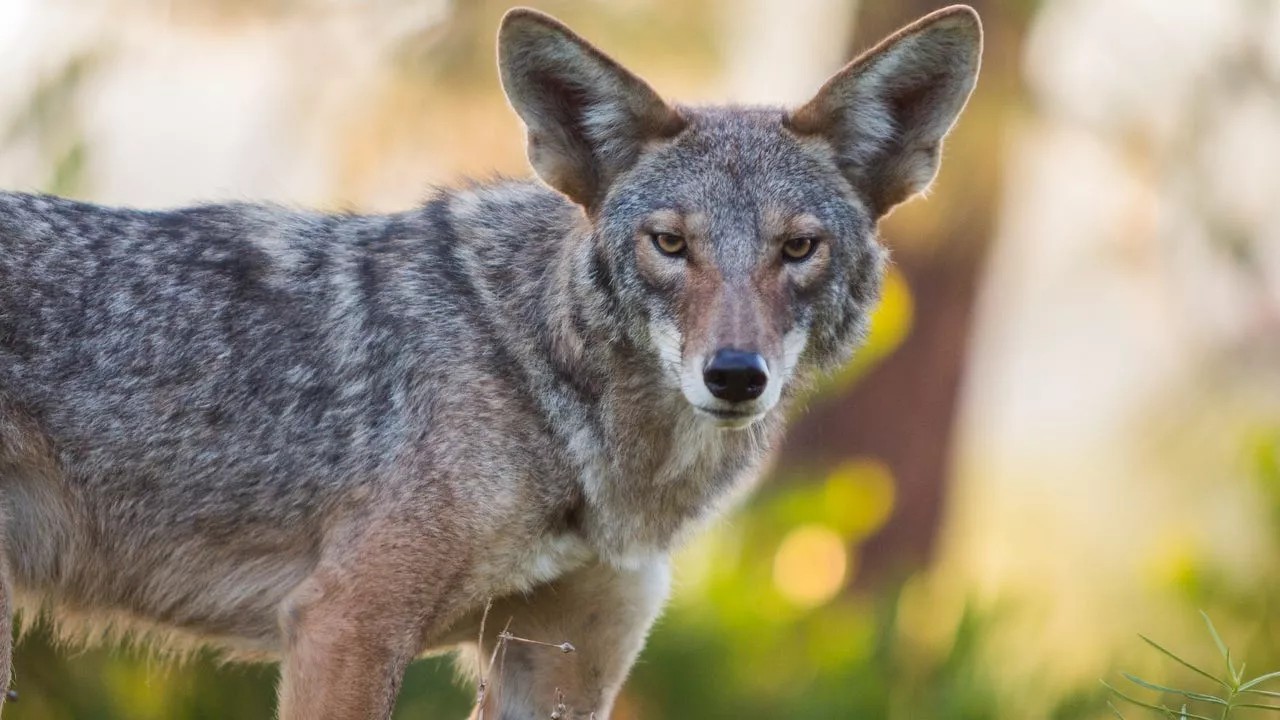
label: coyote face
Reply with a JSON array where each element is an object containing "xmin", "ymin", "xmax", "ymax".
[{"xmin": 597, "ymin": 108, "xmax": 885, "ymax": 428}]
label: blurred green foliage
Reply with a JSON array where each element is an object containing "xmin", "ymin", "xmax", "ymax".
[
  {"xmin": 1, "ymin": 53, "xmax": 93, "ymax": 198},
  {"xmin": 8, "ymin": 629, "xmax": 471, "ymax": 720},
  {"xmin": 1160, "ymin": 428, "xmax": 1280, "ymax": 683}
]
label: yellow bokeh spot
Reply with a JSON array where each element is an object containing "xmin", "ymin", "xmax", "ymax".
[
  {"xmin": 824, "ymin": 459, "xmax": 896, "ymax": 541},
  {"xmin": 772, "ymin": 524, "xmax": 850, "ymax": 609},
  {"xmin": 1141, "ymin": 534, "xmax": 1202, "ymax": 592}
]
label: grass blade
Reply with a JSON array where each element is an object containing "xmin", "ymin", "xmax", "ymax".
[
  {"xmin": 1234, "ymin": 704, "xmax": 1280, "ymax": 713},
  {"xmin": 1243, "ymin": 671, "xmax": 1280, "ymax": 691},
  {"xmin": 1139, "ymin": 635, "xmax": 1232, "ymax": 690},
  {"xmin": 1102, "ymin": 681, "xmax": 1177, "ymax": 715},
  {"xmin": 1243, "ymin": 689, "xmax": 1280, "ymax": 699},
  {"xmin": 1199, "ymin": 611, "xmax": 1229, "ymax": 666},
  {"xmin": 1122, "ymin": 674, "xmax": 1227, "ymax": 705},
  {"xmin": 1102, "ymin": 681, "xmax": 1219, "ymax": 720},
  {"xmin": 1107, "ymin": 701, "xmax": 1128, "ymax": 719}
]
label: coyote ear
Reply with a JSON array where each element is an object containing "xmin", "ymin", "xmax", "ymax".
[
  {"xmin": 498, "ymin": 8, "xmax": 686, "ymax": 211},
  {"xmin": 786, "ymin": 5, "xmax": 982, "ymax": 219}
]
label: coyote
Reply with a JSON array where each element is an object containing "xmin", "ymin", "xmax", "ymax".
[{"xmin": 0, "ymin": 5, "xmax": 981, "ymax": 719}]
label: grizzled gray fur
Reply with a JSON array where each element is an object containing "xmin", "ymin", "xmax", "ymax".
[{"xmin": 0, "ymin": 6, "xmax": 981, "ymax": 719}]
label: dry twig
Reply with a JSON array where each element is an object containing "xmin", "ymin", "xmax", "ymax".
[{"xmin": 472, "ymin": 599, "xmax": 578, "ymax": 719}]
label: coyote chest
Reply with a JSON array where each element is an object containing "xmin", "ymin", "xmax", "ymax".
[
  {"xmin": 560, "ymin": 411, "xmax": 774, "ymax": 572},
  {"xmin": 486, "ymin": 532, "xmax": 595, "ymax": 595}
]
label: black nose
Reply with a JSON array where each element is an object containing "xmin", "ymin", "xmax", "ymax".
[{"xmin": 703, "ymin": 349, "xmax": 769, "ymax": 403}]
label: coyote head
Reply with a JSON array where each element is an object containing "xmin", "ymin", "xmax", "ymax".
[{"xmin": 499, "ymin": 7, "xmax": 981, "ymax": 428}]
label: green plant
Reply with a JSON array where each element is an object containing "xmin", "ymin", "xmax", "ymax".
[{"xmin": 1104, "ymin": 611, "xmax": 1280, "ymax": 719}]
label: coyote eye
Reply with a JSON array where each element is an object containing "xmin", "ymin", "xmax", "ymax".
[
  {"xmin": 782, "ymin": 236, "xmax": 817, "ymax": 261},
  {"xmin": 651, "ymin": 233, "xmax": 687, "ymax": 257}
]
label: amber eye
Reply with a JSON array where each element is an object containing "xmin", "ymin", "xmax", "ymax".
[
  {"xmin": 782, "ymin": 236, "xmax": 817, "ymax": 261},
  {"xmin": 651, "ymin": 233, "xmax": 687, "ymax": 257}
]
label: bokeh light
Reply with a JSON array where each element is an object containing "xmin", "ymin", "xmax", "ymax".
[{"xmin": 772, "ymin": 524, "xmax": 849, "ymax": 609}]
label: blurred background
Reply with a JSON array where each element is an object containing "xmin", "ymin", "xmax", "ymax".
[{"xmin": 2, "ymin": 0, "xmax": 1279, "ymax": 718}]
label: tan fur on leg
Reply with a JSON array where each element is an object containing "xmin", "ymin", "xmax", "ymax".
[
  {"xmin": 276, "ymin": 516, "xmax": 461, "ymax": 720},
  {"xmin": 465, "ymin": 560, "xmax": 670, "ymax": 720},
  {"xmin": 277, "ymin": 593, "xmax": 413, "ymax": 720}
]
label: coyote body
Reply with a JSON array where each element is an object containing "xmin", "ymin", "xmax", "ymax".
[{"xmin": 0, "ymin": 7, "xmax": 981, "ymax": 719}]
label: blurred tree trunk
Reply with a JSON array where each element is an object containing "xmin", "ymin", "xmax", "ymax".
[{"xmin": 775, "ymin": 0, "xmax": 1030, "ymax": 586}]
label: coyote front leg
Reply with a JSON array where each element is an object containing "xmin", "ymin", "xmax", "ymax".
[
  {"xmin": 276, "ymin": 517, "xmax": 457, "ymax": 720},
  {"xmin": 469, "ymin": 560, "xmax": 670, "ymax": 720}
]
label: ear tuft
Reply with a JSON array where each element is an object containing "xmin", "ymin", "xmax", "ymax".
[
  {"xmin": 787, "ymin": 5, "xmax": 982, "ymax": 218},
  {"xmin": 498, "ymin": 8, "xmax": 685, "ymax": 211}
]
